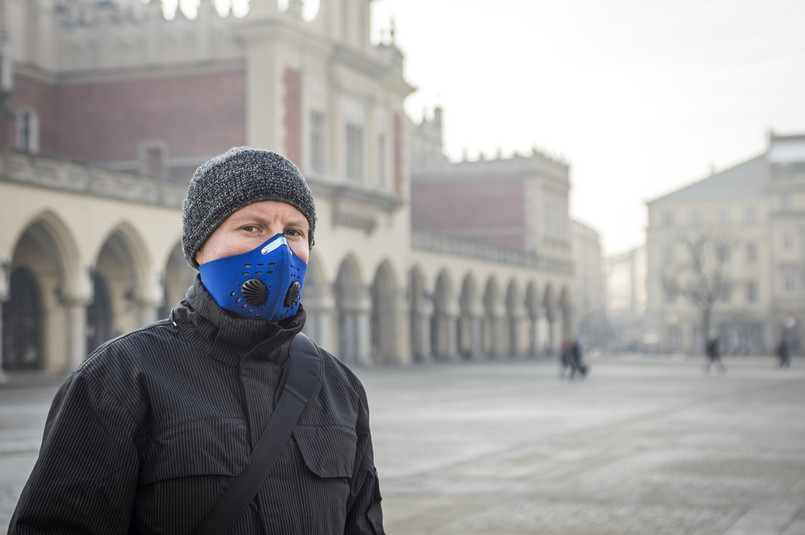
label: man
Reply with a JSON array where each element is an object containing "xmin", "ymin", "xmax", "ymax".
[
  {"xmin": 777, "ymin": 336, "xmax": 791, "ymax": 369},
  {"xmin": 704, "ymin": 331, "xmax": 726, "ymax": 374},
  {"xmin": 10, "ymin": 147, "xmax": 385, "ymax": 534}
]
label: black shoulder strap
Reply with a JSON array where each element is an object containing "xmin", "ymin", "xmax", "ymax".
[{"xmin": 193, "ymin": 333, "xmax": 323, "ymax": 535}]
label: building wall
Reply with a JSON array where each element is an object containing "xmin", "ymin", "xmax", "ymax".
[
  {"xmin": 572, "ymin": 220, "xmax": 606, "ymax": 350},
  {"xmin": 53, "ymin": 68, "xmax": 247, "ymax": 169},
  {"xmin": 411, "ymin": 178, "xmax": 527, "ymax": 249},
  {"xmin": 606, "ymin": 246, "xmax": 647, "ymax": 352},
  {"xmin": 0, "ymin": 0, "xmax": 576, "ymax": 377},
  {"xmin": 645, "ymin": 133, "xmax": 804, "ymax": 356}
]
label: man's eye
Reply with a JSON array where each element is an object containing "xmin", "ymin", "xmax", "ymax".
[{"xmin": 242, "ymin": 225, "xmax": 258, "ymax": 232}]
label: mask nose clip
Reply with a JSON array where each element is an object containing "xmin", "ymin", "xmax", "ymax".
[
  {"xmin": 284, "ymin": 281, "xmax": 301, "ymax": 307},
  {"xmin": 241, "ymin": 279, "xmax": 268, "ymax": 306}
]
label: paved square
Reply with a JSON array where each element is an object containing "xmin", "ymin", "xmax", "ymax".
[
  {"xmin": 2, "ymin": 355, "xmax": 804, "ymax": 534},
  {"xmin": 358, "ymin": 357, "xmax": 805, "ymax": 535}
]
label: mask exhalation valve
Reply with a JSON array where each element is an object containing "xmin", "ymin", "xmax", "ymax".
[
  {"xmin": 241, "ymin": 279, "xmax": 268, "ymax": 306},
  {"xmin": 284, "ymin": 281, "xmax": 301, "ymax": 307}
]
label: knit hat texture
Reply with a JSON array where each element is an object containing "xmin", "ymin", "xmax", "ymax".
[{"xmin": 182, "ymin": 147, "xmax": 317, "ymax": 269}]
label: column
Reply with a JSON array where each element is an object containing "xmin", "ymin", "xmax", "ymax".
[
  {"xmin": 411, "ymin": 294, "xmax": 433, "ymax": 362},
  {"xmin": 356, "ymin": 307, "xmax": 371, "ymax": 365},
  {"xmin": 509, "ymin": 312, "xmax": 522, "ymax": 359},
  {"xmin": 0, "ymin": 300, "xmax": 6, "ymax": 383},
  {"xmin": 434, "ymin": 299, "xmax": 459, "ymax": 361},
  {"xmin": 62, "ymin": 265, "xmax": 94, "ymax": 372},
  {"xmin": 0, "ymin": 259, "xmax": 7, "ymax": 382},
  {"xmin": 303, "ymin": 288, "xmax": 335, "ymax": 351},
  {"xmin": 137, "ymin": 269, "xmax": 164, "ymax": 327},
  {"xmin": 528, "ymin": 314, "xmax": 539, "ymax": 358},
  {"xmin": 385, "ymin": 291, "xmax": 411, "ymax": 365},
  {"xmin": 444, "ymin": 309, "xmax": 459, "ymax": 360},
  {"xmin": 63, "ymin": 294, "xmax": 89, "ymax": 372}
]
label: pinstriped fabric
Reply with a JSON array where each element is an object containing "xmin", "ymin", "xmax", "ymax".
[{"xmin": 9, "ymin": 278, "xmax": 384, "ymax": 535}]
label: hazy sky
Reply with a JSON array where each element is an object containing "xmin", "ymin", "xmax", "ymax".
[
  {"xmin": 370, "ymin": 0, "xmax": 805, "ymax": 255},
  {"xmin": 175, "ymin": 0, "xmax": 805, "ymax": 255}
]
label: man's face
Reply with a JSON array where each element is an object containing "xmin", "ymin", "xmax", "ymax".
[{"xmin": 195, "ymin": 200, "xmax": 310, "ymax": 266}]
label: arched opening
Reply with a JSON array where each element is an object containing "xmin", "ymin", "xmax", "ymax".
[
  {"xmin": 94, "ymin": 233, "xmax": 139, "ymax": 344},
  {"xmin": 5, "ymin": 212, "xmax": 79, "ymax": 373},
  {"xmin": 334, "ymin": 256, "xmax": 368, "ymax": 365},
  {"xmin": 2, "ymin": 267, "xmax": 43, "ymax": 371}
]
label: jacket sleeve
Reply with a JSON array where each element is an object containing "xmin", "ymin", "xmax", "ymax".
[
  {"xmin": 344, "ymin": 385, "xmax": 385, "ymax": 535},
  {"xmin": 9, "ymin": 371, "xmax": 139, "ymax": 534}
]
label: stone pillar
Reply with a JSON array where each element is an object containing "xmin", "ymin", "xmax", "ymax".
[
  {"xmin": 303, "ymin": 288, "xmax": 335, "ymax": 351},
  {"xmin": 434, "ymin": 299, "xmax": 459, "ymax": 360},
  {"xmin": 63, "ymin": 294, "xmax": 89, "ymax": 372},
  {"xmin": 136, "ymin": 269, "xmax": 164, "ymax": 327},
  {"xmin": 411, "ymin": 294, "xmax": 433, "ymax": 362},
  {"xmin": 0, "ymin": 258, "xmax": 8, "ymax": 382},
  {"xmin": 445, "ymin": 309, "xmax": 459, "ymax": 360},
  {"xmin": 528, "ymin": 314, "xmax": 539, "ymax": 358},
  {"xmin": 356, "ymin": 306, "xmax": 371, "ymax": 365},
  {"xmin": 509, "ymin": 312, "xmax": 522, "ymax": 359},
  {"xmin": 383, "ymin": 290, "xmax": 411, "ymax": 365},
  {"xmin": 489, "ymin": 314, "xmax": 504, "ymax": 358},
  {"xmin": 234, "ymin": 2, "xmax": 282, "ymax": 150},
  {"xmin": 397, "ymin": 295, "xmax": 413, "ymax": 364},
  {"xmin": 467, "ymin": 313, "xmax": 483, "ymax": 360},
  {"xmin": 62, "ymin": 265, "xmax": 94, "ymax": 372}
]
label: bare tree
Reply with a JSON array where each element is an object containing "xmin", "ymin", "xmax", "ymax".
[{"xmin": 661, "ymin": 232, "xmax": 734, "ymax": 352}]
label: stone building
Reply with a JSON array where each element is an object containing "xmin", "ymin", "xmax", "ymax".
[
  {"xmin": 605, "ymin": 245, "xmax": 647, "ymax": 352},
  {"xmin": 409, "ymin": 107, "xmax": 576, "ymax": 357},
  {"xmin": 645, "ymin": 131, "xmax": 805, "ymax": 356},
  {"xmin": 0, "ymin": 0, "xmax": 575, "ymax": 378},
  {"xmin": 571, "ymin": 220, "xmax": 606, "ymax": 351}
]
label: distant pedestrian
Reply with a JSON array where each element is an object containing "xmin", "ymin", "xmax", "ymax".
[
  {"xmin": 559, "ymin": 339, "xmax": 588, "ymax": 380},
  {"xmin": 704, "ymin": 333, "xmax": 726, "ymax": 374},
  {"xmin": 776, "ymin": 338, "xmax": 791, "ymax": 368}
]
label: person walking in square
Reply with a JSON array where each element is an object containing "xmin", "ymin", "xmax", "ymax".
[{"xmin": 704, "ymin": 331, "xmax": 726, "ymax": 374}]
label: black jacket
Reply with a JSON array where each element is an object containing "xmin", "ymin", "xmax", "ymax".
[{"xmin": 10, "ymin": 279, "xmax": 384, "ymax": 534}]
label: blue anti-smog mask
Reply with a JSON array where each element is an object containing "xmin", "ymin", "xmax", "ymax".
[{"xmin": 199, "ymin": 233, "xmax": 307, "ymax": 321}]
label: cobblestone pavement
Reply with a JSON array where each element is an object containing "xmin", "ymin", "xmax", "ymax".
[{"xmin": 2, "ymin": 355, "xmax": 804, "ymax": 534}]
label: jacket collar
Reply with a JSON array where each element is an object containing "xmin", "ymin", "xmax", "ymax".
[{"xmin": 173, "ymin": 276, "xmax": 305, "ymax": 367}]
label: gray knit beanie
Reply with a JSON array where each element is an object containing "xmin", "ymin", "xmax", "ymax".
[{"xmin": 182, "ymin": 147, "xmax": 317, "ymax": 269}]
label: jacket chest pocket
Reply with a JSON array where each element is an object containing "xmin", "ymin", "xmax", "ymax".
[
  {"xmin": 139, "ymin": 417, "xmax": 251, "ymax": 485},
  {"xmin": 293, "ymin": 424, "xmax": 357, "ymax": 479},
  {"xmin": 135, "ymin": 418, "xmax": 252, "ymax": 533}
]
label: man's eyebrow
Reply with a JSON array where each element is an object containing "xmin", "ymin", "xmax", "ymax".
[
  {"xmin": 227, "ymin": 213, "xmax": 265, "ymax": 225},
  {"xmin": 286, "ymin": 218, "xmax": 309, "ymax": 228}
]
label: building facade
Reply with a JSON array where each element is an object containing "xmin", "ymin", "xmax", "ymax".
[
  {"xmin": 605, "ymin": 245, "xmax": 647, "ymax": 352},
  {"xmin": 409, "ymin": 107, "xmax": 577, "ymax": 356},
  {"xmin": 645, "ymin": 132, "xmax": 804, "ymax": 356},
  {"xmin": 0, "ymin": 0, "xmax": 575, "ymax": 378},
  {"xmin": 571, "ymin": 220, "xmax": 606, "ymax": 351}
]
